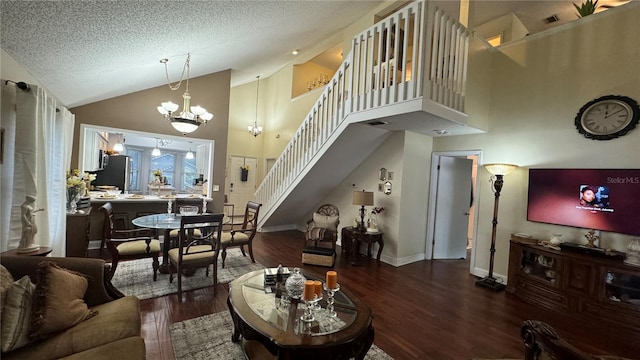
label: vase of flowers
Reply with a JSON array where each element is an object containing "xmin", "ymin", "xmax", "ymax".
[
  {"xmin": 152, "ymin": 169, "xmax": 163, "ymax": 185},
  {"xmin": 66, "ymin": 169, "xmax": 85, "ymax": 213}
]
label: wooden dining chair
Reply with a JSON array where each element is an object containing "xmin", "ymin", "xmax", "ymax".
[
  {"xmin": 168, "ymin": 212, "xmax": 224, "ymax": 300},
  {"xmin": 219, "ymin": 201, "xmax": 262, "ymax": 268},
  {"xmin": 100, "ymin": 202, "xmax": 161, "ymax": 280}
]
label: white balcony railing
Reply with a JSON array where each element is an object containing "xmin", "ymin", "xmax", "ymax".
[{"xmin": 255, "ymin": 1, "xmax": 469, "ymax": 224}]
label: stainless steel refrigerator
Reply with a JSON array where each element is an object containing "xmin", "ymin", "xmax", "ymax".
[{"xmin": 93, "ymin": 155, "xmax": 131, "ymax": 191}]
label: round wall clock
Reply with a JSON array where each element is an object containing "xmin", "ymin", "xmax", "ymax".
[{"xmin": 575, "ymin": 95, "xmax": 640, "ymax": 140}]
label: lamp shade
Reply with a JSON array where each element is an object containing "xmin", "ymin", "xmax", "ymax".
[
  {"xmin": 352, "ymin": 191, "xmax": 374, "ymax": 206},
  {"xmin": 171, "ymin": 119, "xmax": 200, "ymax": 134},
  {"xmin": 484, "ymin": 163, "xmax": 518, "ymax": 176}
]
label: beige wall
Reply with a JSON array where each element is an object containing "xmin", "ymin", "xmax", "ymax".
[
  {"xmin": 434, "ymin": 5, "xmax": 640, "ymax": 279},
  {"xmin": 70, "ymin": 70, "xmax": 231, "ymax": 212}
]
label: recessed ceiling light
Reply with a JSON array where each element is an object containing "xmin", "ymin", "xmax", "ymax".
[{"xmin": 292, "ymin": 50, "xmax": 299, "ymax": 55}]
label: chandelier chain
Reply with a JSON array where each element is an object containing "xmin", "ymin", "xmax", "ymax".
[
  {"xmin": 255, "ymin": 76, "xmax": 260, "ymax": 127},
  {"xmin": 163, "ymin": 53, "xmax": 191, "ymax": 91}
]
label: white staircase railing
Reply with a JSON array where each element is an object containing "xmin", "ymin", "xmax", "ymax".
[{"xmin": 255, "ymin": 1, "xmax": 469, "ymax": 225}]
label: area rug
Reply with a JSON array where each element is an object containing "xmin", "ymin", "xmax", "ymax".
[
  {"xmin": 111, "ymin": 249, "xmax": 264, "ymax": 300},
  {"xmin": 170, "ymin": 311, "xmax": 394, "ymax": 360}
]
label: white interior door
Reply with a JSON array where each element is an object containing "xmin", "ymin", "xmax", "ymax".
[
  {"xmin": 228, "ymin": 156, "xmax": 258, "ymax": 212},
  {"xmin": 432, "ymin": 157, "xmax": 473, "ymax": 259}
]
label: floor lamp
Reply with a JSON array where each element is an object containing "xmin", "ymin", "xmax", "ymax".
[{"xmin": 476, "ymin": 163, "xmax": 518, "ymax": 291}]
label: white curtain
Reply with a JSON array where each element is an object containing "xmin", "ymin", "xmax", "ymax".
[{"xmin": 0, "ymin": 82, "xmax": 74, "ymax": 256}]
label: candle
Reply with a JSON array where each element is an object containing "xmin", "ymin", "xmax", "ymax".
[
  {"xmin": 313, "ymin": 280, "xmax": 323, "ymax": 298},
  {"xmin": 326, "ymin": 271, "xmax": 337, "ymax": 289},
  {"xmin": 303, "ymin": 280, "xmax": 315, "ymax": 301}
]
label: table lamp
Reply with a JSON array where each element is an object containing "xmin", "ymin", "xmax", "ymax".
[
  {"xmin": 476, "ymin": 163, "xmax": 518, "ymax": 291},
  {"xmin": 352, "ymin": 190, "xmax": 373, "ymax": 232}
]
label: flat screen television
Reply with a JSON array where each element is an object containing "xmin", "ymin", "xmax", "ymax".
[{"xmin": 527, "ymin": 169, "xmax": 640, "ymax": 236}]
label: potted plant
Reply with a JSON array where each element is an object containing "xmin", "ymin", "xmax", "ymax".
[{"xmin": 574, "ymin": 0, "xmax": 599, "ymax": 18}]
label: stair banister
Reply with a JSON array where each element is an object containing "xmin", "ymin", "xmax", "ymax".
[{"xmin": 255, "ymin": 1, "xmax": 470, "ymax": 227}]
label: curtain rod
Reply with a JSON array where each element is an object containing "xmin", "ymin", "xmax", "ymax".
[
  {"xmin": 4, "ymin": 80, "xmax": 31, "ymax": 92},
  {"xmin": 5, "ymin": 80, "xmax": 60, "ymax": 112}
]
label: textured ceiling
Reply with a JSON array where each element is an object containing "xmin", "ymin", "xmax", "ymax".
[
  {"xmin": 1, "ymin": 0, "xmax": 631, "ymax": 108},
  {"xmin": 1, "ymin": 0, "xmax": 385, "ymax": 107}
]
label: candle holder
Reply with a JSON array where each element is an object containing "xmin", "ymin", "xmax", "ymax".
[
  {"xmin": 167, "ymin": 200, "xmax": 174, "ymax": 219},
  {"xmin": 313, "ymin": 294, "xmax": 323, "ymax": 313},
  {"xmin": 202, "ymin": 196, "xmax": 207, "ymax": 214},
  {"xmin": 301, "ymin": 298, "xmax": 317, "ymax": 323},
  {"xmin": 323, "ymin": 283, "xmax": 340, "ymax": 317}
]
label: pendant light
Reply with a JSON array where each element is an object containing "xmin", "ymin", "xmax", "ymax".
[
  {"xmin": 248, "ymin": 75, "xmax": 263, "ymax": 137},
  {"xmin": 113, "ymin": 133, "xmax": 124, "ymax": 152},
  {"xmin": 152, "ymin": 138, "xmax": 161, "ymax": 157},
  {"xmin": 157, "ymin": 53, "xmax": 213, "ymax": 134}
]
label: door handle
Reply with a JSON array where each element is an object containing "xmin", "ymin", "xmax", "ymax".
[{"xmin": 464, "ymin": 212, "xmax": 470, "ymax": 216}]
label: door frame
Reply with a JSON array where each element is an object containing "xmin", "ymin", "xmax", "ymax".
[{"xmin": 426, "ymin": 150, "xmax": 482, "ymax": 275}]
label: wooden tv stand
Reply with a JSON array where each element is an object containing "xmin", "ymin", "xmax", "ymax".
[{"xmin": 507, "ymin": 237, "xmax": 640, "ymax": 335}]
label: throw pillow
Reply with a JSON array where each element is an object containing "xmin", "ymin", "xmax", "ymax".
[
  {"xmin": 312, "ymin": 213, "xmax": 339, "ymax": 232},
  {"xmin": 0, "ymin": 264, "xmax": 15, "ymax": 319},
  {"xmin": 30, "ymin": 262, "xmax": 97, "ymax": 339},
  {"xmin": 305, "ymin": 227, "xmax": 327, "ymax": 241},
  {"xmin": 1, "ymin": 275, "xmax": 35, "ymax": 352}
]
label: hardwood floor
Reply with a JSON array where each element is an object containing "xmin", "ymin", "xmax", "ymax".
[{"xmin": 91, "ymin": 230, "xmax": 639, "ymax": 359}]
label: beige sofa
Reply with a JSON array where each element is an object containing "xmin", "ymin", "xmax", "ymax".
[{"xmin": 1, "ymin": 255, "xmax": 145, "ymax": 360}]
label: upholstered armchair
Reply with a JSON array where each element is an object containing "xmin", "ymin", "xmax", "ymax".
[
  {"xmin": 521, "ymin": 320, "xmax": 632, "ymax": 360},
  {"xmin": 304, "ymin": 204, "xmax": 340, "ymax": 251}
]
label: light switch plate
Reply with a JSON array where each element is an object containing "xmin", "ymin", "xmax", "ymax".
[
  {"xmin": 213, "ymin": 184, "xmax": 220, "ymax": 192},
  {"xmin": 387, "ymin": 172, "xmax": 394, "ymax": 180}
]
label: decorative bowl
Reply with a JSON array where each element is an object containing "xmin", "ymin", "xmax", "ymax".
[{"xmin": 179, "ymin": 206, "xmax": 199, "ymax": 216}]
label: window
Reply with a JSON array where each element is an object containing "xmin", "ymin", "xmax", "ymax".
[{"xmin": 151, "ymin": 153, "xmax": 176, "ymax": 186}]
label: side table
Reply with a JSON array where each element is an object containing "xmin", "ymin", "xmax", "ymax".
[
  {"xmin": 341, "ymin": 226, "xmax": 384, "ymax": 265},
  {"xmin": 1, "ymin": 246, "xmax": 53, "ymax": 257}
]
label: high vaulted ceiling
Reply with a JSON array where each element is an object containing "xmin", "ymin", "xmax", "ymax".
[{"xmin": 1, "ymin": 0, "xmax": 631, "ymax": 108}]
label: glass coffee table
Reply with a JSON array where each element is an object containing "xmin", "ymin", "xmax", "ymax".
[{"xmin": 227, "ymin": 269, "xmax": 374, "ymax": 359}]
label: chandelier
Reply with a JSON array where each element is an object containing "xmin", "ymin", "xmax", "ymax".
[
  {"xmin": 157, "ymin": 53, "xmax": 213, "ymax": 134},
  {"xmin": 248, "ymin": 76, "xmax": 263, "ymax": 137}
]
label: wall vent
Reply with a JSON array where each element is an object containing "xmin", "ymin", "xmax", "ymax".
[
  {"xmin": 544, "ymin": 15, "xmax": 559, "ymax": 23},
  {"xmin": 367, "ymin": 120, "xmax": 388, "ymax": 126}
]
